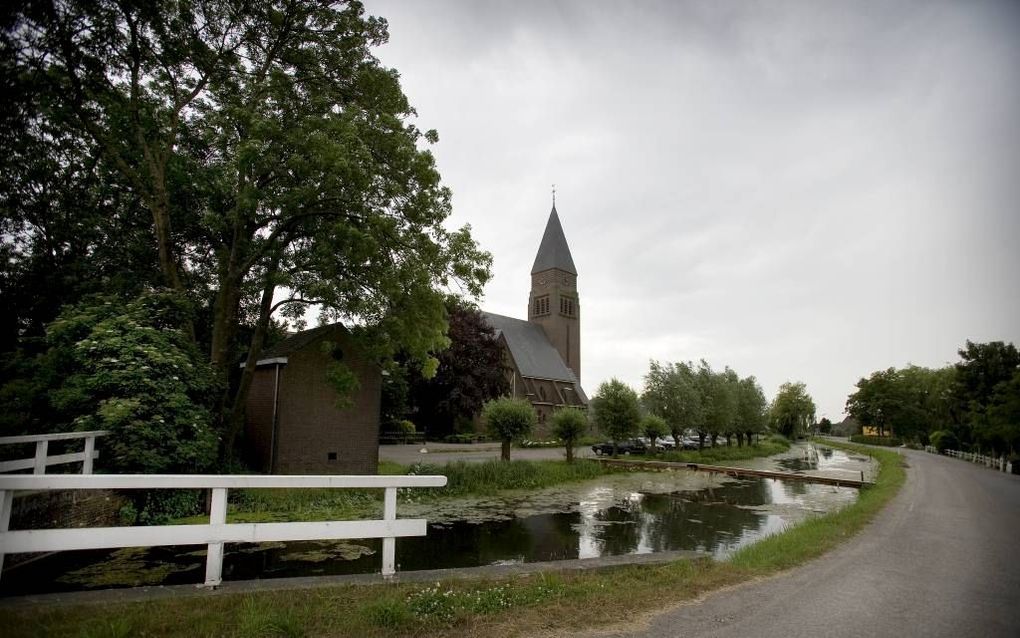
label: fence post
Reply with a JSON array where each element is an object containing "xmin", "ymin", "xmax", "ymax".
[
  {"xmin": 32, "ymin": 440, "xmax": 48, "ymax": 475},
  {"xmin": 82, "ymin": 436, "xmax": 96, "ymax": 475},
  {"xmin": 204, "ymin": 487, "xmax": 228, "ymax": 587},
  {"xmin": 0, "ymin": 489, "xmax": 12, "ymax": 575},
  {"xmin": 382, "ymin": 486, "xmax": 397, "ymax": 577}
]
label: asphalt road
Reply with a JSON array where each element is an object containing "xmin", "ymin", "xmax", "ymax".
[{"xmin": 588, "ymin": 448, "xmax": 1020, "ymax": 638}]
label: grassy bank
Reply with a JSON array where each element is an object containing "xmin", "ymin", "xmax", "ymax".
[{"xmin": 2, "ymin": 442, "xmax": 905, "ymax": 638}]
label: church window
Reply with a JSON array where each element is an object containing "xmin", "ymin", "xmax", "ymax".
[
  {"xmin": 534, "ymin": 295, "xmax": 550, "ymax": 316},
  {"xmin": 560, "ymin": 296, "xmax": 576, "ymax": 317}
]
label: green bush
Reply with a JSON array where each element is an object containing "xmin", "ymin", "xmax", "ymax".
[
  {"xmin": 46, "ymin": 291, "xmax": 219, "ymax": 474},
  {"xmin": 929, "ymin": 430, "xmax": 959, "ymax": 453},
  {"xmin": 640, "ymin": 415, "xmax": 668, "ymax": 451},
  {"xmin": 482, "ymin": 397, "xmax": 536, "ymax": 461},
  {"xmin": 441, "ymin": 433, "xmax": 489, "ymax": 444},
  {"xmin": 551, "ymin": 408, "xmax": 588, "ymax": 462},
  {"xmin": 849, "ymin": 434, "xmax": 903, "ymax": 447},
  {"xmin": 397, "ymin": 420, "xmax": 417, "ymax": 435}
]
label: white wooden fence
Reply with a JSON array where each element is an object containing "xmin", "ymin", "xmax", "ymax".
[
  {"xmin": 0, "ymin": 431, "xmax": 108, "ymax": 474},
  {"xmin": 0, "ymin": 473, "xmax": 447, "ymax": 586},
  {"xmin": 925, "ymin": 445, "xmax": 1013, "ymax": 474}
]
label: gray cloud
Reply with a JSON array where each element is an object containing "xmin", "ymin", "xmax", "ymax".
[{"xmin": 366, "ymin": 0, "xmax": 1020, "ymax": 419}]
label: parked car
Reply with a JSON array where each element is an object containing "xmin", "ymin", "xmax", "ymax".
[
  {"xmin": 638, "ymin": 436, "xmax": 675, "ymax": 450},
  {"xmin": 591, "ymin": 439, "xmax": 648, "ymax": 456},
  {"xmin": 680, "ymin": 436, "xmax": 700, "ymax": 450}
]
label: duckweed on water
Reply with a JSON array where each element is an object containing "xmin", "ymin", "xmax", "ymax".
[{"xmin": 56, "ymin": 547, "xmax": 196, "ymax": 588}]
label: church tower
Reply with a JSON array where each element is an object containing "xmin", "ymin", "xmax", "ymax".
[{"xmin": 528, "ymin": 204, "xmax": 581, "ymax": 381}]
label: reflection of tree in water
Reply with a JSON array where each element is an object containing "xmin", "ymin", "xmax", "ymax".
[
  {"xmin": 591, "ymin": 481, "xmax": 772, "ymax": 556},
  {"xmin": 591, "ymin": 497, "xmax": 645, "ymax": 556},
  {"xmin": 397, "ymin": 517, "xmax": 539, "ymax": 569},
  {"xmin": 780, "ymin": 479, "xmax": 810, "ymax": 499}
]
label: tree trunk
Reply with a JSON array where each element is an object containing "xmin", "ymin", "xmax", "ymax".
[
  {"xmin": 565, "ymin": 441, "xmax": 574, "ymax": 464},
  {"xmin": 222, "ymin": 258, "xmax": 280, "ymax": 458},
  {"xmin": 501, "ymin": 439, "xmax": 511, "ymax": 461}
]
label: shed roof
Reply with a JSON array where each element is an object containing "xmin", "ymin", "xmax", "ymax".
[{"xmin": 258, "ymin": 323, "xmax": 341, "ymax": 360}]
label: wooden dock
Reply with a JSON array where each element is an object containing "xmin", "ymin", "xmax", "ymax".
[{"xmin": 594, "ymin": 457, "xmax": 871, "ymax": 488}]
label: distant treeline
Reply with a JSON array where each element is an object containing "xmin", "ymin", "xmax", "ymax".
[{"xmin": 845, "ymin": 340, "xmax": 1020, "ymax": 456}]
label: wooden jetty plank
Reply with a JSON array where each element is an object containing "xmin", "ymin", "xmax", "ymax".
[{"xmin": 594, "ymin": 457, "xmax": 870, "ymax": 488}]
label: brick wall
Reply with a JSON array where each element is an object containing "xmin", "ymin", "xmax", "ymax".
[
  {"xmin": 244, "ymin": 365, "xmax": 280, "ymax": 472},
  {"xmin": 274, "ymin": 329, "xmax": 380, "ymax": 475}
]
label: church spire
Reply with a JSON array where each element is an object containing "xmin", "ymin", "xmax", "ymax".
[{"xmin": 531, "ymin": 203, "xmax": 577, "ymax": 275}]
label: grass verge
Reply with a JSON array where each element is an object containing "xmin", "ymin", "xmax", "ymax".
[{"xmin": 0, "ymin": 442, "xmax": 905, "ymax": 638}]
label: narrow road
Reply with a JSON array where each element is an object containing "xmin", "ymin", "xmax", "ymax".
[{"xmin": 592, "ymin": 448, "xmax": 1020, "ymax": 638}]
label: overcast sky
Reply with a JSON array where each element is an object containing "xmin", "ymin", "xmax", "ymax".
[{"xmin": 364, "ymin": 0, "xmax": 1020, "ymax": 420}]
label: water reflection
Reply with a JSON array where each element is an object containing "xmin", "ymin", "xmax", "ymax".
[{"xmin": 2, "ymin": 473, "xmax": 858, "ymax": 595}]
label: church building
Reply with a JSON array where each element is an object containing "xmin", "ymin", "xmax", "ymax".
[{"xmin": 482, "ymin": 204, "xmax": 588, "ymax": 432}]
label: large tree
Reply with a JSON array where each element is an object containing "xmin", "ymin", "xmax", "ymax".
[
  {"xmin": 642, "ymin": 360, "xmax": 702, "ymax": 449},
  {"xmin": 954, "ymin": 341, "xmax": 1020, "ymax": 454},
  {"xmin": 735, "ymin": 375, "xmax": 767, "ymax": 445},
  {"xmin": 402, "ymin": 302, "xmax": 509, "ymax": 437},
  {"xmin": 845, "ymin": 365, "xmax": 956, "ymax": 442},
  {"xmin": 3, "ymin": 2, "xmax": 490, "ymax": 453},
  {"xmin": 770, "ymin": 381, "xmax": 815, "ymax": 439},
  {"xmin": 591, "ymin": 378, "xmax": 641, "ymax": 457}
]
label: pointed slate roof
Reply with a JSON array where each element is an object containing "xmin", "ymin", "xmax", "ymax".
[
  {"xmin": 531, "ymin": 206, "xmax": 577, "ymax": 275},
  {"xmin": 481, "ymin": 311, "xmax": 588, "ymax": 403}
]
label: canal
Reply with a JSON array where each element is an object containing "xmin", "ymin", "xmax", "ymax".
[{"xmin": 1, "ymin": 444, "xmax": 868, "ymax": 595}]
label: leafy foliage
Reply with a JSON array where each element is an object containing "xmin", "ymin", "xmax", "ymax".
[
  {"xmin": 845, "ymin": 366, "xmax": 954, "ymax": 441},
  {"xmin": 3, "ymin": 1, "xmax": 492, "ymax": 458},
  {"xmin": 954, "ymin": 340, "xmax": 1020, "ymax": 455},
  {"xmin": 591, "ymin": 379, "xmax": 641, "ymax": 455},
  {"xmin": 550, "ymin": 408, "xmax": 588, "ymax": 463},
  {"xmin": 770, "ymin": 382, "xmax": 816, "ymax": 439},
  {"xmin": 46, "ymin": 291, "xmax": 219, "ymax": 473},
  {"xmin": 482, "ymin": 397, "xmax": 536, "ymax": 461},
  {"xmin": 397, "ymin": 302, "xmax": 509, "ymax": 437},
  {"xmin": 640, "ymin": 415, "xmax": 668, "ymax": 452},
  {"xmin": 643, "ymin": 360, "xmax": 767, "ymax": 448},
  {"xmin": 643, "ymin": 361, "xmax": 702, "ymax": 446}
]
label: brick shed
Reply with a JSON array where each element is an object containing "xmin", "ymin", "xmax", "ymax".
[{"xmin": 243, "ymin": 324, "xmax": 381, "ymax": 474}]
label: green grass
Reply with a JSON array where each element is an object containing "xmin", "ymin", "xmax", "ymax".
[
  {"xmin": 2, "ymin": 442, "xmax": 906, "ymax": 637},
  {"xmin": 405, "ymin": 458, "xmax": 613, "ymax": 499}
]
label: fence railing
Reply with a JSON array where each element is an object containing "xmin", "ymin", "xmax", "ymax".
[
  {"xmin": 0, "ymin": 431, "xmax": 109, "ymax": 475},
  {"xmin": 925, "ymin": 445, "xmax": 1013, "ymax": 474},
  {"xmin": 0, "ymin": 473, "xmax": 447, "ymax": 586}
]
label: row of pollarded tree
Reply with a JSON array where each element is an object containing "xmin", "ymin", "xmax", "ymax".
[
  {"xmin": 641, "ymin": 360, "xmax": 815, "ymax": 448},
  {"xmin": 480, "ymin": 359, "xmax": 818, "ymax": 461}
]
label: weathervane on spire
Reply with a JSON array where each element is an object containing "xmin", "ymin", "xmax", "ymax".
[{"xmin": 552, "ymin": 183, "xmax": 556, "ymax": 207}]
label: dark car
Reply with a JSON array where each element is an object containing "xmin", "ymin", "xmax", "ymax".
[{"xmin": 591, "ymin": 439, "xmax": 648, "ymax": 456}]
